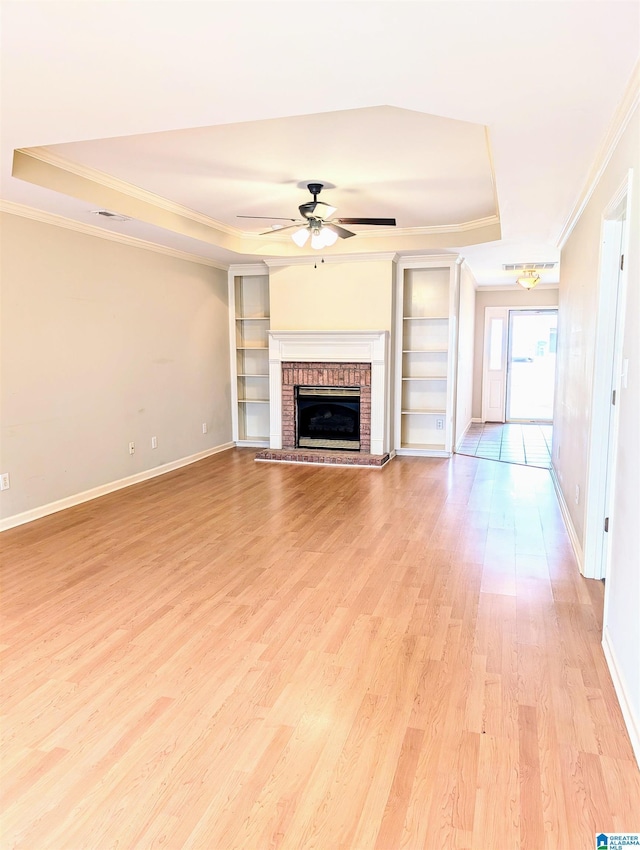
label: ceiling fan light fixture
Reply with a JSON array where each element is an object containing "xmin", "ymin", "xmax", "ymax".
[
  {"xmin": 516, "ymin": 270, "xmax": 541, "ymax": 290},
  {"xmin": 292, "ymin": 226, "xmax": 310, "ymax": 247},
  {"xmin": 320, "ymin": 227, "xmax": 338, "ymax": 247},
  {"xmin": 307, "ymin": 225, "xmax": 338, "ymax": 250}
]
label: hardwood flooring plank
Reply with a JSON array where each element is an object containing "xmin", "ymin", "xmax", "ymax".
[{"xmin": 1, "ymin": 449, "xmax": 638, "ymax": 849}]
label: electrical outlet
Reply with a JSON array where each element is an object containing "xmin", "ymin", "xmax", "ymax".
[
  {"xmin": 575, "ymin": 484, "xmax": 580, "ymax": 505},
  {"xmin": 202, "ymin": 422, "xmax": 208, "ymax": 435},
  {"xmin": 436, "ymin": 418, "xmax": 444, "ymax": 430},
  {"xmin": 151, "ymin": 436, "xmax": 158, "ymax": 449},
  {"xmin": 129, "ymin": 441, "xmax": 135, "ymax": 455},
  {"xmin": 0, "ymin": 472, "xmax": 9, "ymax": 491}
]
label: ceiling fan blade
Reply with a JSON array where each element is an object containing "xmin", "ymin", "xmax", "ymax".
[
  {"xmin": 336, "ymin": 217, "xmax": 396, "ymax": 226},
  {"xmin": 237, "ymin": 215, "xmax": 299, "ymax": 221},
  {"xmin": 325, "ymin": 223, "xmax": 355, "ymax": 239},
  {"xmin": 258, "ymin": 223, "xmax": 303, "ymax": 235}
]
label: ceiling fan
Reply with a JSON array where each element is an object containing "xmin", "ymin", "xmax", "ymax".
[{"xmin": 237, "ymin": 183, "xmax": 396, "ymax": 249}]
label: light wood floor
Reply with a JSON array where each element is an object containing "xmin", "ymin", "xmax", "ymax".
[{"xmin": 2, "ymin": 449, "xmax": 638, "ymax": 849}]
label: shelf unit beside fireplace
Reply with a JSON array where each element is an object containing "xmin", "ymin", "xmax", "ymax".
[
  {"xmin": 395, "ymin": 258, "xmax": 459, "ymax": 456},
  {"xmin": 229, "ymin": 267, "xmax": 270, "ymax": 445}
]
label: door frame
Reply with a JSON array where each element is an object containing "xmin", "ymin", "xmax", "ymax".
[{"xmin": 583, "ymin": 172, "xmax": 632, "ymax": 580}]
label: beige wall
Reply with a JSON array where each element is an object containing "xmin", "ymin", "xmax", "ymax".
[
  {"xmin": 471, "ymin": 287, "xmax": 559, "ymax": 420},
  {"xmin": 269, "ymin": 260, "xmax": 395, "ymax": 331},
  {"xmin": 455, "ymin": 263, "xmax": 476, "ymax": 445},
  {"xmin": 555, "ymin": 106, "xmax": 639, "ymax": 757},
  {"xmin": 0, "ymin": 214, "xmax": 231, "ymax": 521}
]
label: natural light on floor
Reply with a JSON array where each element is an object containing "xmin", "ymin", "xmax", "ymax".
[{"xmin": 457, "ymin": 423, "xmax": 553, "ymax": 468}]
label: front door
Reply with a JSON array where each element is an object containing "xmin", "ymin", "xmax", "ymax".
[{"xmin": 506, "ymin": 309, "xmax": 558, "ymax": 422}]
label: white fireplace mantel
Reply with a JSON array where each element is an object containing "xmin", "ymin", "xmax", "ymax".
[{"xmin": 267, "ymin": 330, "xmax": 389, "ymax": 455}]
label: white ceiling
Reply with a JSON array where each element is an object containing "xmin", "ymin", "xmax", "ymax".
[{"xmin": 2, "ymin": 1, "xmax": 639, "ymax": 286}]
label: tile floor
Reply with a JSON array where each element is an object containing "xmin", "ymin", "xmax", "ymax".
[{"xmin": 456, "ymin": 422, "xmax": 553, "ymax": 468}]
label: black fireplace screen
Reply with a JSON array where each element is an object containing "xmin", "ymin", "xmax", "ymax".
[{"xmin": 296, "ymin": 386, "xmax": 361, "ymax": 451}]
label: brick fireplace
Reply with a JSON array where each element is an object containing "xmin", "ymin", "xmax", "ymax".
[
  {"xmin": 260, "ymin": 330, "xmax": 390, "ymax": 464},
  {"xmin": 281, "ymin": 362, "xmax": 371, "ymax": 452}
]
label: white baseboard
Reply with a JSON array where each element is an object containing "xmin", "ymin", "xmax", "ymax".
[
  {"xmin": 603, "ymin": 627, "xmax": 640, "ymax": 769},
  {"xmin": 456, "ymin": 418, "xmax": 473, "ymax": 451},
  {"xmin": 0, "ymin": 442, "xmax": 235, "ymax": 532},
  {"xmin": 549, "ymin": 464, "xmax": 584, "ymax": 573},
  {"xmin": 471, "ymin": 417, "xmax": 483, "ymax": 423}
]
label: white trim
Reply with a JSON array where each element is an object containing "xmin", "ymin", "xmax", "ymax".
[
  {"xmin": 583, "ymin": 173, "xmax": 632, "ymax": 580},
  {"xmin": 263, "ymin": 253, "xmax": 398, "ymax": 267},
  {"xmin": 13, "ymin": 147, "xmax": 500, "ymax": 244},
  {"xmin": 396, "ymin": 253, "xmax": 460, "ymax": 269},
  {"xmin": 267, "ymin": 330, "xmax": 389, "ymax": 456},
  {"xmin": 0, "ymin": 200, "xmax": 228, "ymax": 269},
  {"xmin": 557, "ymin": 60, "xmax": 639, "ymax": 249},
  {"xmin": 0, "ymin": 442, "xmax": 234, "ymax": 533},
  {"xmin": 228, "ymin": 262, "xmax": 270, "ymax": 275},
  {"xmin": 549, "ymin": 464, "xmax": 584, "ymax": 573},
  {"xmin": 455, "ymin": 419, "xmax": 474, "ymax": 452},
  {"xmin": 475, "ymin": 283, "xmax": 559, "ymax": 292},
  {"xmin": 602, "ymin": 627, "xmax": 640, "ymax": 769},
  {"xmin": 395, "ymin": 448, "xmax": 450, "ymax": 458},
  {"xmin": 16, "ymin": 147, "xmax": 243, "ymax": 238},
  {"xmin": 471, "ymin": 417, "xmax": 483, "ymax": 423},
  {"xmin": 344, "ymin": 216, "xmax": 500, "ymax": 239}
]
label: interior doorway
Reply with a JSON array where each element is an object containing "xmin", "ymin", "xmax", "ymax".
[{"xmin": 506, "ymin": 310, "xmax": 557, "ymax": 421}]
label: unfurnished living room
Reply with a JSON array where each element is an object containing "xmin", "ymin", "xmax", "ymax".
[{"xmin": 1, "ymin": 3, "xmax": 639, "ymax": 849}]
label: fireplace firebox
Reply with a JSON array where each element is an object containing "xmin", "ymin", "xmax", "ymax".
[{"xmin": 296, "ymin": 386, "xmax": 361, "ymax": 451}]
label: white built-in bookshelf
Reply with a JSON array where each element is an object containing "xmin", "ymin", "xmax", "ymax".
[
  {"xmin": 395, "ymin": 257, "xmax": 459, "ymax": 456},
  {"xmin": 229, "ymin": 267, "xmax": 270, "ymax": 445}
]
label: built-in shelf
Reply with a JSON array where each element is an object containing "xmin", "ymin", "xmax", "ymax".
[
  {"xmin": 229, "ymin": 269, "xmax": 271, "ymax": 446},
  {"xmin": 401, "ymin": 408, "xmax": 447, "ymax": 415},
  {"xmin": 403, "ymin": 316, "xmax": 449, "ymax": 321},
  {"xmin": 395, "ymin": 259, "xmax": 459, "ymax": 456}
]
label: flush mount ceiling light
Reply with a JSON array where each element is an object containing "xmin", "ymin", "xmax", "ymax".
[{"xmin": 516, "ymin": 269, "xmax": 541, "ymax": 290}]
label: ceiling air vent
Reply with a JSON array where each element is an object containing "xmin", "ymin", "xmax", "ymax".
[
  {"xmin": 502, "ymin": 262, "xmax": 557, "ymax": 271},
  {"xmin": 91, "ymin": 210, "xmax": 131, "ymax": 222}
]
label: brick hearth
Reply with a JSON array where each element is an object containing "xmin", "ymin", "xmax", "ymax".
[{"xmin": 255, "ymin": 448, "xmax": 390, "ymax": 467}]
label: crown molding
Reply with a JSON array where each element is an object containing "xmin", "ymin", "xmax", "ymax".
[
  {"xmin": 397, "ymin": 252, "xmax": 461, "ymax": 269},
  {"xmin": 264, "ymin": 252, "xmax": 399, "ymax": 268},
  {"xmin": 557, "ymin": 59, "xmax": 640, "ymax": 249},
  {"xmin": 17, "ymin": 147, "xmax": 243, "ymax": 238},
  {"xmin": 228, "ymin": 262, "xmax": 270, "ymax": 275},
  {"xmin": 476, "ymin": 282, "xmax": 559, "ymax": 292},
  {"xmin": 17, "ymin": 148, "xmax": 497, "ymax": 241},
  {"xmin": 0, "ymin": 200, "xmax": 228, "ymax": 270},
  {"xmin": 361, "ymin": 215, "xmax": 500, "ymax": 238}
]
